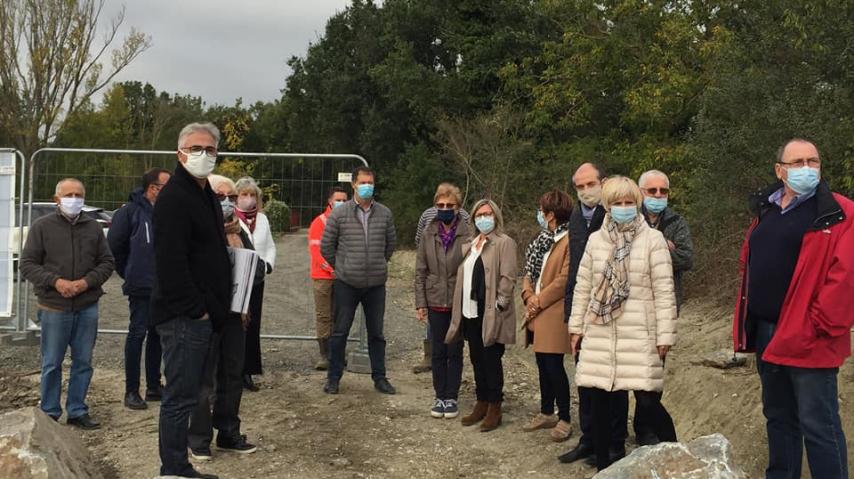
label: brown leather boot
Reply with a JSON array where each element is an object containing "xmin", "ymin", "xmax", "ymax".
[
  {"xmin": 315, "ymin": 338, "xmax": 329, "ymax": 370},
  {"xmin": 479, "ymin": 402, "xmax": 502, "ymax": 432},
  {"xmin": 412, "ymin": 339, "xmax": 432, "ymax": 374},
  {"xmin": 461, "ymin": 400, "xmax": 488, "ymax": 426}
]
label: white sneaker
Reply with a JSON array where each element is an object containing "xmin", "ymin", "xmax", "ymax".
[{"xmin": 443, "ymin": 399, "xmax": 459, "ymax": 419}]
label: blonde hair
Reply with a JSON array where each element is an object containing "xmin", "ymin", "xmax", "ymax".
[
  {"xmin": 208, "ymin": 174, "xmax": 236, "ymax": 194},
  {"xmin": 601, "ymin": 175, "xmax": 643, "ymax": 211},
  {"xmin": 433, "ymin": 182, "xmax": 462, "ymax": 206},
  {"xmin": 470, "ymin": 198, "xmax": 504, "ymax": 233},
  {"xmin": 235, "ymin": 176, "xmax": 264, "ymax": 210}
]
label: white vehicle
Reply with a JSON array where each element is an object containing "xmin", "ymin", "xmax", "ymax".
[{"xmin": 11, "ymin": 202, "xmax": 113, "ymax": 255}]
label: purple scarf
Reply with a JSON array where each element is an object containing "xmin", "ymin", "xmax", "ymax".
[{"xmin": 438, "ymin": 220, "xmax": 458, "ymax": 252}]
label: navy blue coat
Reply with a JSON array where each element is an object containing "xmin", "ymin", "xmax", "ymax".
[{"xmin": 108, "ymin": 188, "xmax": 156, "ymax": 297}]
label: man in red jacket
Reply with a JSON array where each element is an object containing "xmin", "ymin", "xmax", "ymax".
[
  {"xmin": 733, "ymin": 138, "xmax": 853, "ymax": 479},
  {"xmin": 309, "ymin": 186, "xmax": 348, "ymax": 370}
]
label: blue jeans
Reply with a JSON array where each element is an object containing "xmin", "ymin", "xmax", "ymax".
[
  {"xmin": 124, "ymin": 295, "xmax": 161, "ymax": 393},
  {"xmin": 756, "ymin": 319, "xmax": 848, "ymax": 479},
  {"xmin": 38, "ymin": 303, "xmax": 99, "ymax": 419},
  {"xmin": 156, "ymin": 316, "xmax": 212, "ymax": 476},
  {"xmin": 328, "ymin": 281, "xmax": 387, "ymax": 382}
]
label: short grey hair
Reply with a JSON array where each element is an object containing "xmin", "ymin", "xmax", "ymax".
[
  {"xmin": 235, "ymin": 176, "xmax": 264, "ymax": 210},
  {"xmin": 638, "ymin": 170, "xmax": 670, "ymax": 189},
  {"xmin": 177, "ymin": 122, "xmax": 220, "ymax": 149},
  {"xmin": 775, "ymin": 138, "xmax": 820, "ymax": 163},
  {"xmin": 55, "ymin": 178, "xmax": 85, "ymax": 196},
  {"xmin": 469, "ymin": 198, "xmax": 504, "ymax": 234}
]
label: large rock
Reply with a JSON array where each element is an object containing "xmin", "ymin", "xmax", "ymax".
[
  {"xmin": 594, "ymin": 434, "xmax": 747, "ymax": 479},
  {"xmin": 0, "ymin": 407, "xmax": 103, "ymax": 478}
]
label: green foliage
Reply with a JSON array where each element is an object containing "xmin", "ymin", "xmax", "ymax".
[{"xmin": 263, "ymin": 199, "xmax": 291, "ymax": 233}]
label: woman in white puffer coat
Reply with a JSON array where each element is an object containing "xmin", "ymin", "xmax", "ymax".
[{"xmin": 568, "ymin": 176, "xmax": 677, "ymax": 471}]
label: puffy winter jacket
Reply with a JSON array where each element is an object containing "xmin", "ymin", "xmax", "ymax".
[
  {"xmin": 320, "ymin": 200, "xmax": 396, "ymax": 288},
  {"xmin": 569, "ymin": 216, "xmax": 677, "ymax": 392}
]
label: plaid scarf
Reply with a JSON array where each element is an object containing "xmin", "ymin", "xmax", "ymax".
[
  {"xmin": 584, "ymin": 215, "xmax": 643, "ymax": 325},
  {"xmin": 524, "ymin": 222, "xmax": 569, "ymax": 284}
]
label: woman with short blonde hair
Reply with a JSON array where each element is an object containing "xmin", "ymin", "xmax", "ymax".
[{"xmin": 568, "ymin": 176, "xmax": 678, "ymax": 470}]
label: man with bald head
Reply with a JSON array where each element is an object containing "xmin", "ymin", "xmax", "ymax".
[
  {"xmin": 20, "ymin": 178, "xmax": 115, "ymax": 429},
  {"xmin": 559, "ymin": 163, "xmax": 628, "ymax": 465},
  {"xmin": 734, "ymin": 138, "xmax": 853, "ymax": 478}
]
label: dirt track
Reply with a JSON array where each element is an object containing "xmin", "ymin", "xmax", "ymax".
[{"xmin": 1, "ymin": 233, "xmax": 852, "ymax": 478}]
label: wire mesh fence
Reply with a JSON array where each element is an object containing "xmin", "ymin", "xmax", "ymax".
[{"xmin": 11, "ymin": 148, "xmax": 368, "ymax": 340}]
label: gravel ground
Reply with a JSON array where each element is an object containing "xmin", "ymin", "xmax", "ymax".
[{"xmin": 1, "ymin": 233, "xmax": 851, "ymax": 478}]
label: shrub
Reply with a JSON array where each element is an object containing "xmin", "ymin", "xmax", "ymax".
[{"xmin": 264, "ymin": 199, "xmax": 291, "ymax": 233}]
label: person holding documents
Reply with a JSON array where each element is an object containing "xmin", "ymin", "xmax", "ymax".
[
  {"xmin": 188, "ymin": 174, "xmax": 264, "ymax": 462},
  {"xmin": 151, "ymin": 122, "xmax": 229, "ymax": 479},
  {"xmin": 321, "ymin": 165, "xmax": 397, "ymax": 395}
]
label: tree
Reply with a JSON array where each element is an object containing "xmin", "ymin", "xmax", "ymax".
[{"xmin": 0, "ymin": 0, "xmax": 150, "ymax": 155}]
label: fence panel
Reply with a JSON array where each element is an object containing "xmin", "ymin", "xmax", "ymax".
[{"xmin": 17, "ymin": 148, "xmax": 367, "ymax": 343}]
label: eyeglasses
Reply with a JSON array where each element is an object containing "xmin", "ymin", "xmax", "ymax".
[
  {"xmin": 216, "ymin": 193, "xmax": 238, "ymax": 202},
  {"xmin": 436, "ymin": 202, "xmax": 457, "ymax": 209},
  {"xmin": 643, "ymin": 187, "xmax": 670, "ymax": 195},
  {"xmin": 778, "ymin": 158, "xmax": 821, "ymax": 168},
  {"xmin": 180, "ymin": 145, "xmax": 218, "ymax": 156}
]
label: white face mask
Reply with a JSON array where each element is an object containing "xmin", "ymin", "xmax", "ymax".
[
  {"xmin": 577, "ymin": 184, "xmax": 602, "ymax": 208},
  {"xmin": 181, "ymin": 150, "xmax": 217, "ymax": 178},
  {"xmin": 59, "ymin": 197, "xmax": 84, "ymax": 217}
]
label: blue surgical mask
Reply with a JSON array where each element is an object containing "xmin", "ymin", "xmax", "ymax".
[
  {"xmin": 356, "ymin": 184, "xmax": 374, "ymax": 200},
  {"xmin": 436, "ymin": 208, "xmax": 456, "ymax": 224},
  {"xmin": 536, "ymin": 210, "xmax": 549, "ymax": 230},
  {"xmin": 332, "ymin": 200, "xmax": 345, "ymax": 209},
  {"xmin": 610, "ymin": 206, "xmax": 637, "ymax": 224},
  {"xmin": 785, "ymin": 167, "xmax": 820, "ymax": 195},
  {"xmin": 221, "ymin": 199, "xmax": 235, "ymax": 219},
  {"xmin": 475, "ymin": 215, "xmax": 495, "ymax": 234},
  {"xmin": 643, "ymin": 197, "xmax": 668, "ymax": 214}
]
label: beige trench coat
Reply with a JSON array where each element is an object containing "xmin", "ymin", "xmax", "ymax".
[{"xmin": 446, "ymin": 231, "xmax": 517, "ymax": 347}]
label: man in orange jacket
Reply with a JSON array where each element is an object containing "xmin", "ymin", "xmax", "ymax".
[{"xmin": 309, "ymin": 186, "xmax": 348, "ymax": 370}]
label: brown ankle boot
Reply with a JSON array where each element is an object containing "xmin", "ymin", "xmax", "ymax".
[
  {"xmin": 479, "ymin": 401, "xmax": 502, "ymax": 432},
  {"xmin": 461, "ymin": 401, "xmax": 488, "ymax": 426},
  {"xmin": 412, "ymin": 339, "xmax": 432, "ymax": 374}
]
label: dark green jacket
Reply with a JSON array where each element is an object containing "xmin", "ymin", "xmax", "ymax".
[{"xmin": 20, "ymin": 208, "xmax": 115, "ymax": 311}]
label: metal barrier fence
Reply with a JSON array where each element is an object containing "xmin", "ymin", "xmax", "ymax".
[{"xmin": 5, "ymin": 148, "xmax": 368, "ymax": 350}]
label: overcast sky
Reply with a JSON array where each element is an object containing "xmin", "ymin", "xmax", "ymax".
[{"xmin": 99, "ymin": 0, "xmax": 352, "ymax": 106}]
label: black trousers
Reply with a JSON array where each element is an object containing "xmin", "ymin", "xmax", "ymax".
[
  {"xmin": 328, "ymin": 281, "xmax": 387, "ymax": 381},
  {"xmin": 243, "ymin": 281, "xmax": 264, "ymax": 375},
  {"xmin": 576, "ymin": 338, "xmax": 628, "ymax": 449},
  {"xmin": 461, "ymin": 316, "xmax": 504, "ymax": 403},
  {"xmin": 429, "ymin": 310, "xmax": 463, "ymax": 400},
  {"xmin": 188, "ymin": 316, "xmax": 246, "ymax": 449},
  {"xmin": 591, "ymin": 388, "xmax": 676, "ymax": 469},
  {"xmin": 535, "ymin": 352, "xmax": 570, "ymax": 422}
]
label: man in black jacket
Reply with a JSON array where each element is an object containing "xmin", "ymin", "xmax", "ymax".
[
  {"xmin": 109, "ymin": 167, "xmax": 170, "ymax": 410},
  {"xmin": 20, "ymin": 178, "xmax": 114, "ymax": 430},
  {"xmin": 151, "ymin": 122, "xmax": 229, "ymax": 479},
  {"xmin": 559, "ymin": 163, "xmax": 628, "ymax": 465}
]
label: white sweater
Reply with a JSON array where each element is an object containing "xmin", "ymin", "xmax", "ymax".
[
  {"xmin": 568, "ymin": 218, "xmax": 676, "ymax": 392},
  {"xmin": 240, "ymin": 213, "xmax": 277, "ymax": 271}
]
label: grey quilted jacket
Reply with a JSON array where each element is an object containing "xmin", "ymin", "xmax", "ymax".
[{"xmin": 320, "ymin": 200, "xmax": 396, "ymax": 288}]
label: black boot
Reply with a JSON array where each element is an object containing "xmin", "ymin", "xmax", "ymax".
[{"xmin": 243, "ymin": 374, "xmax": 259, "ymax": 392}]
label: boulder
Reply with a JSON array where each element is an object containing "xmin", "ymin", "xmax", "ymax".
[
  {"xmin": 594, "ymin": 434, "xmax": 747, "ymax": 479},
  {"xmin": 0, "ymin": 407, "xmax": 103, "ymax": 478}
]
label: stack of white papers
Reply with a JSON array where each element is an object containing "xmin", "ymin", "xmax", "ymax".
[{"xmin": 228, "ymin": 247, "xmax": 259, "ymax": 314}]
